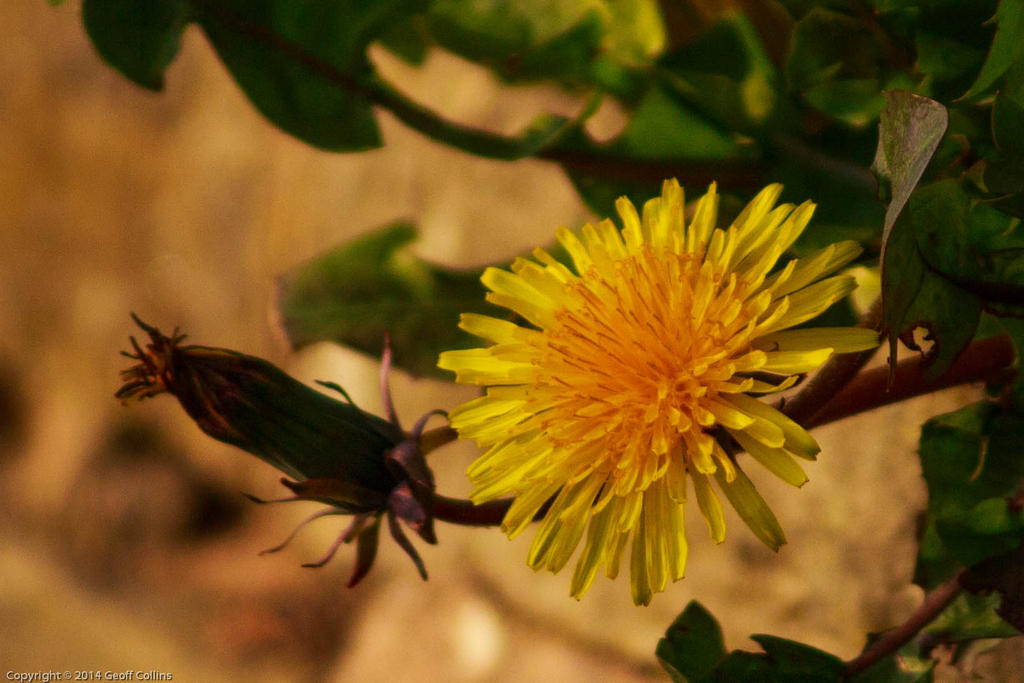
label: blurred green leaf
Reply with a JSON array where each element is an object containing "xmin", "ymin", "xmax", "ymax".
[
  {"xmin": 961, "ymin": 542, "xmax": 1024, "ymax": 631},
  {"xmin": 786, "ymin": 8, "xmax": 880, "ymax": 92},
  {"xmin": 276, "ymin": 223, "xmax": 493, "ymax": 378},
  {"xmin": 847, "ymin": 643, "xmax": 935, "ymax": 683},
  {"xmin": 613, "ymin": 86, "xmax": 740, "ymax": 159},
  {"xmin": 992, "ymin": 90, "xmax": 1024, "ymax": 156},
  {"xmin": 916, "ymin": 402, "xmax": 1024, "ymax": 583},
  {"xmin": 962, "ymin": 0, "xmax": 1024, "ymax": 101},
  {"xmin": 378, "ymin": 15, "xmax": 431, "ymax": 65},
  {"xmin": 82, "ymin": 0, "xmax": 188, "ymax": 90},
  {"xmin": 425, "ymin": 0, "xmax": 664, "ymax": 86},
  {"xmin": 660, "ymin": 10, "xmax": 781, "ymax": 131},
  {"xmin": 193, "ymin": 0, "xmax": 429, "ymax": 151},
  {"xmin": 923, "ymin": 592, "xmax": 1019, "ymax": 642},
  {"xmin": 656, "ymin": 601, "xmax": 727, "ymax": 682}
]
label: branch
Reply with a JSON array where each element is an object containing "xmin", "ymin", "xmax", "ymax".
[
  {"xmin": 806, "ymin": 334, "xmax": 1016, "ymax": 429},
  {"xmin": 780, "ymin": 299, "xmax": 883, "ymax": 425},
  {"xmin": 843, "ymin": 571, "xmax": 965, "ymax": 677},
  {"xmin": 431, "ymin": 495, "xmax": 517, "ymax": 527}
]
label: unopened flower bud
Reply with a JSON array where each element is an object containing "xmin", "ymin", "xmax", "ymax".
[{"xmin": 117, "ymin": 315, "xmax": 440, "ymax": 585}]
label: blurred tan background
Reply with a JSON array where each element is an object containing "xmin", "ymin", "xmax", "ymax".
[{"xmin": 2, "ymin": 1, "xmax": 1020, "ymax": 680}]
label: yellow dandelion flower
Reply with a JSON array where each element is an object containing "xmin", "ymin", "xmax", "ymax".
[{"xmin": 438, "ymin": 180, "xmax": 878, "ymax": 605}]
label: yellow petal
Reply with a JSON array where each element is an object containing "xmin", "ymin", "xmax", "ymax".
[
  {"xmin": 692, "ymin": 472, "xmax": 726, "ymax": 543},
  {"xmin": 714, "ymin": 467, "xmax": 786, "ymax": 551},
  {"xmin": 729, "ymin": 429, "xmax": 809, "ymax": 487}
]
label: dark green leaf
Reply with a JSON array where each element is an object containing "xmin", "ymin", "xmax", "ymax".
[
  {"xmin": 785, "ymin": 8, "xmax": 880, "ymax": 91},
  {"xmin": 656, "ymin": 601, "xmax": 727, "ymax": 682},
  {"xmin": 992, "ymin": 90, "xmax": 1024, "ymax": 156},
  {"xmin": 749, "ymin": 634, "xmax": 845, "ymax": 678},
  {"xmin": 961, "ymin": 542, "xmax": 1024, "ymax": 631},
  {"xmin": 962, "ymin": 0, "xmax": 1024, "ymax": 101},
  {"xmin": 882, "ymin": 181, "xmax": 981, "ymax": 377},
  {"xmin": 611, "ymin": 85, "xmax": 741, "ymax": 159},
  {"xmin": 915, "ymin": 32, "xmax": 987, "ymax": 103},
  {"xmin": 935, "ymin": 498, "xmax": 1024, "ymax": 567},
  {"xmin": 378, "ymin": 15, "xmax": 431, "ymax": 65},
  {"xmin": 704, "ymin": 651, "xmax": 774, "ymax": 682},
  {"xmin": 917, "ymin": 402, "xmax": 1024, "ymax": 579},
  {"xmin": 276, "ymin": 222, "xmax": 492, "ymax": 378},
  {"xmin": 82, "ymin": 0, "xmax": 188, "ymax": 90},
  {"xmin": 192, "ymin": 0, "xmax": 427, "ymax": 151}
]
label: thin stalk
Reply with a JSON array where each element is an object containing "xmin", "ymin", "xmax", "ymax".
[{"xmin": 843, "ymin": 571, "xmax": 965, "ymax": 677}]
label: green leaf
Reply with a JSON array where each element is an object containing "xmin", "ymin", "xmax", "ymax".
[
  {"xmin": 425, "ymin": 0, "xmax": 664, "ymax": 86},
  {"xmin": 656, "ymin": 601, "xmax": 727, "ymax": 682},
  {"xmin": 992, "ymin": 90, "xmax": 1024, "ymax": 156},
  {"xmin": 748, "ymin": 635, "xmax": 845, "ymax": 679},
  {"xmin": 610, "ymin": 85, "xmax": 741, "ymax": 160},
  {"xmin": 847, "ymin": 648, "xmax": 934, "ymax": 683},
  {"xmin": 660, "ymin": 10, "xmax": 781, "ymax": 131},
  {"xmin": 923, "ymin": 592, "xmax": 1019, "ymax": 643},
  {"xmin": 193, "ymin": 1, "xmax": 426, "ymax": 151},
  {"xmin": 962, "ymin": 0, "xmax": 1024, "ymax": 101},
  {"xmin": 785, "ymin": 8, "xmax": 880, "ymax": 92},
  {"xmin": 872, "ymin": 90, "xmax": 949, "ymax": 244},
  {"xmin": 275, "ymin": 223, "xmax": 493, "ymax": 378},
  {"xmin": 881, "ymin": 181, "xmax": 981, "ymax": 377},
  {"xmin": 916, "ymin": 402, "xmax": 1024, "ymax": 582},
  {"xmin": 82, "ymin": 0, "xmax": 188, "ymax": 90},
  {"xmin": 961, "ymin": 542, "xmax": 1024, "ymax": 631},
  {"xmin": 915, "ymin": 32, "xmax": 987, "ymax": 103}
]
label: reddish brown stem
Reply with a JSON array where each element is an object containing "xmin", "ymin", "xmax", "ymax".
[
  {"xmin": 843, "ymin": 571, "xmax": 965, "ymax": 677},
  {"xmin": 431, "ymin": 495, "xmax": 516, "ymax": 527},
  {"xmin": 806, "ymin": 335, "xmax": 1015, "ymax": 429},
  {"xmin": 780, "ymin": 299, "xmax": 883, "ymax": 424}
]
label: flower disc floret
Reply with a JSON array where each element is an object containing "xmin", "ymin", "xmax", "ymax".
[{"xmin": 439, "ymin": 180, "xmax": 877, "ymax": 604}]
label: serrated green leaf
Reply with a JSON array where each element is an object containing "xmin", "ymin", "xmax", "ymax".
[
  {"xmin": 276, "ymin": 223, "xmax": 492, "ymax": 378},
  {"xmin": 923, "ymin": 592, "xmax": 1019, "ymax": 643},
  {"xmin": 962, "ymin": 0, "xmax": 1024, "ymax": 101},
  {"xmin": 82, "ymin": 0, "xmax": 188, "ymax": 90},
  {"xmin": 881, "ymin": 181, "xmax": 980, "ymax": 377},
  {"xmin": 656, "ymin": 601, "xmax": 727, "ymax": 682}
]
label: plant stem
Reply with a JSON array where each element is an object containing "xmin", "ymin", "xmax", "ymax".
[
  {"xmin": 806, "ymin": 334, "xmax": 1015, "ymax": 428},
  {"xmin": 189, "ymin": 0, "xmax": 873, "ymax": 188},
  {"xmin": 780, "ymin": 298, "xmax": 883, "ymax": 424},
  {"xmin": 431, "ymin": 494, "xmax": 516, "ymax": 526},
  {"xmin": 843, "ymin": 571, "xmax": 965, "ymax": 677}
]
